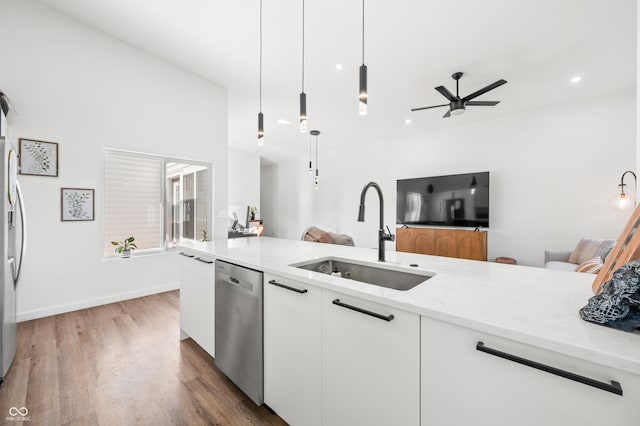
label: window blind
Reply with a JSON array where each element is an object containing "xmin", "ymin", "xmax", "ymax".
[{"xmin": 104, "ymin": 150, "xmax": 163, "ymax": 255}]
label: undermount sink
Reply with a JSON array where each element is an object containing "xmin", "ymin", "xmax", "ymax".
[{"xmin": 290, "ymin": 257, "xmax": 433, "ymax": 291}]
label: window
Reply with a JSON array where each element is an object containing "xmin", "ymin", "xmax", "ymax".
[
  {"xmin": 166, "ymin": 163, "xmax": 209, "ymax": 246},
  {"xmin": 104, "ymin": 149, "xmax": 211, "ymax": 256}
]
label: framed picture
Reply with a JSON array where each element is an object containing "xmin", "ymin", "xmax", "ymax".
[
  {"xmin": 19, "ymin": 138, "xmax": 58, "ymax": 177},
  {"xmin": 61, "ymin": 188, "xmax": 94, "ymax": 221}
]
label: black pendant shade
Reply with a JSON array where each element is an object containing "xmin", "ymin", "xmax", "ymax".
[
  {"xmin": 300, "ymin": 92, "xmax": 307, "ymax": 132},
  {"xmin": 359, "ymin": 64, "xmax": 368, "ymax": 115}
]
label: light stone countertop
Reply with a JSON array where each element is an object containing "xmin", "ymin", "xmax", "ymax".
[{"xmin": 178, "ymin": 237, "xmax": 640, "ymax": 375}]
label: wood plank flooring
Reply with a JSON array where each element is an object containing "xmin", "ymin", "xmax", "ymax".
[{"xmin": 0, "ymin": 291, "xmax": 286, "ymax": 425}]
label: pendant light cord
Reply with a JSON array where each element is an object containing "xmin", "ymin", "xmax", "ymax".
[
  {"xmin": 361, "ymin": 0, "xmax": 365, "ymax": 65},
  {"xmin": 302, "ymin": 0, "xmax": 305, "ymax": 92},
  {"xmin": 259, "ymin": 0, "xmax": 263, "ymax": 112}
]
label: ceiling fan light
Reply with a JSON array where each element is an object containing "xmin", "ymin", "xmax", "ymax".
[{"xmin": 450, "ymin": 106, "xmax": 465, "ymax": 116}]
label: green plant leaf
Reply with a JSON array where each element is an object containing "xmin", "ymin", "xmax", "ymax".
[{"xmin": 111, "ymin": 241, "xmax": 119, "ymax": 245}]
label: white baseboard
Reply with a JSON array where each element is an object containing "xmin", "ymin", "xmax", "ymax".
[{"xmin": 16, "ymin": 282, "xmax": 180, "ymax": 322}]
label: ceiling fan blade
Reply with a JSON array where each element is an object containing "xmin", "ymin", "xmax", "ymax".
[
  {"xmin": 435, "ymin": 86, "xmax": 457, "ymax": 102},
  {"xmin": 466, "ymin": 101, "xmax": 500, "ymax": 106},
  {"xmin": 442, "ymin": 110, "xmax": 451, "ymax": 118},
  {"xmin": 410, "ymin": 104, "xmax": 449, "ymax": 112},
  {"xmin": 461, "ymin": 79, "xmax": 507, "ymax": 102}
]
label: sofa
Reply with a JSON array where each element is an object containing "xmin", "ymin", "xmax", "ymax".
[{"xmin": 544, "ymin": 238, "xmax": 616, "ymax": 273}]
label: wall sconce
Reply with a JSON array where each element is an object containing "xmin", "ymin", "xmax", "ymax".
[{"xmin": 610, "ymin": 170, "xmax": 637, "ymax": 211}]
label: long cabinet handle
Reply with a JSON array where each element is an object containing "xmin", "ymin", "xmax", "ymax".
[
  {"xmin": 178, "ymin": 252, "xmax": 195, "ymax": 258},
  {"xmin": 268, "ymin": 279, "xmax": 308, "ymax": 294},
  {"xmin": 476, "ymin": 341, "xmax": 623, "ymax": 396},
  {"xmin": 332, "ymin": 299, "xmax": 394, "ymax": 322},
  {"xmin": 194, "ymin": 257, "xmax": 214, "ymax": 264}
]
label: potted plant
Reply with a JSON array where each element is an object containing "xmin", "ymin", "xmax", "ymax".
[{"xmin": 111, "ymin": 236, "xmax": 137, "ymax": 258}]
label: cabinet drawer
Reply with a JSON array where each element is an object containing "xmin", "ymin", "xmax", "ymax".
[{"xmin": 421, "ymin": 317, "xmax": 640, "ymax": 426}]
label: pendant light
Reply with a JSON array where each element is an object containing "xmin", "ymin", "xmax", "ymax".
[
  {"xmin": 308, "ymin": 133, "xmax": 313, "ymax": 174},
  {"xmin": 299, "ymin": 0, "xmax": 307, "ymax": 132},
  {"xmin": 358, "ymin": 0, "xmax": 367, "ymax": 116},
  {"xmin": 257, "ymin": 0, "xmax": 264, "ymax": 144},
  {"xmin": 311, "ymin": 130, "xmax": 320, "ymax": 189}
]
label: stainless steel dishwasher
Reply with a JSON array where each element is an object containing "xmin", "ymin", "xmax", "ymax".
[{"xmin": 214, "ymin": 260, "xmax": 264, "ymax": 405}]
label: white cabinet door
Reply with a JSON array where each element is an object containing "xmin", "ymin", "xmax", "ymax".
[
  {"xmin": 264, "ymin": 274, "xmax": 321, "ymax": 426},
  {"xmin": 179, "ymin": 251, "xmax": 215, "ymax": 356},
  {"xmin": 322, "ymin": 289, "xmax": 420, "ymax": 426},
  {"xmin": 421, "ymin": 317, "xmax": 640, "ymax": 426}
]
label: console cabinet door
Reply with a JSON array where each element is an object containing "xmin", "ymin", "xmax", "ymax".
[
  {"xmin": 179, "ymin": 251, "xmax": 215, "ymax": 356},
  {"xmin": 264, "ymin": 274, "xmax": 321, "ymax": 426},
  {"xmin": 322, "ymin": 289, "xmax": 420, "ymax": 426},
  {"xmin": 421, "ymin": 317, "xmax": 640, "ymax": 426}
]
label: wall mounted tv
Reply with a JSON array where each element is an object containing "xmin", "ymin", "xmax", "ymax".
[{"xmin": 396, "ymin": 171, "xmax": 489, "ymax": 228}]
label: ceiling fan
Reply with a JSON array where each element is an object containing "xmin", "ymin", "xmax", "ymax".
[{"xmin": 411, "ymin": 72, "xmax": 507, "ymax": 118}]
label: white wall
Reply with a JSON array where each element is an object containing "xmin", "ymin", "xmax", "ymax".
[
  {"xmin": 228, "ymin": 148, "xmax": 260, "ymax": 215},
  {"xmin": 261, "ymin": 92, "xmax": 635, "ymax": 266},
  {"xmin": 0, "ymin": 0, "xmax": 228, "ymax": 320}
]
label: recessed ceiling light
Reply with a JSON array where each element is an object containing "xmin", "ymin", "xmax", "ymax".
[
  {"xmin": 335, "ymin": 64, "xmax": 343, "ymax": 70},
  {"xmin": 404, "ymin": 118, "xmax": 412, "ymax": 125},
  {"xmin": 276, "ymin": 119, "xmax": 290, "ymax": 125},
  {"xmin": 570, "ymin": 76, "xmax": 582, "ymax": 83}
]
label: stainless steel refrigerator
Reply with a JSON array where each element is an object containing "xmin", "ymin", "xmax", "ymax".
[{"xmin": 0, "ymin": 96, "xmax": 26, "ymax": 386}]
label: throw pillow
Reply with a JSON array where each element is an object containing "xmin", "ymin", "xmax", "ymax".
[
  {"xmin": 575, "ymin": 257, "xmax": 603, "ymax": 274},
  {"xmin": 568, "ymin": 238, "xmax": 615, "ymax": 265}
]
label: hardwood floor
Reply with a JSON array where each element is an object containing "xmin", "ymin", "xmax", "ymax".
[{"xmin": 0, "ymin": 291, "xmax": 286, "ymax": 425}]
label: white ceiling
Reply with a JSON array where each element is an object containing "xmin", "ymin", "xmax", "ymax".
[{"xmin": 37, "ymin": 0, "xmax": 636, "ymax": 164}]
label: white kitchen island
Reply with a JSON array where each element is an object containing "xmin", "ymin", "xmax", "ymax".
[{"xmin": 178, "ymin": 237, "xmax": 640, "ymax": 426}]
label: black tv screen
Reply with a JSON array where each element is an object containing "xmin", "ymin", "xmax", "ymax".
[{"xmin": 396, "ymin": 172, "xmax": 489, "ymax": 228}]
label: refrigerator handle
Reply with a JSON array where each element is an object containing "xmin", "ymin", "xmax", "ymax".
[{"xmin": 14, "ymin": 181, "xmax": 25, "ymax": 286}]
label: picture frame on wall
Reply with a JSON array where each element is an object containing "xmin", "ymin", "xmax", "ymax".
[
  {"xmin": 19, "ymin": 138, "xmax": 59, "ymax": 177},
  {"xmin": 61, "ymin": 188, "xmax": 94, "ymax": 221}
]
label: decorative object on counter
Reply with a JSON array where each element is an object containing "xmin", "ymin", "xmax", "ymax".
[
  {"xmin": 358, "ymin": 0, "xmax": 368, "ymax": 115},
  {"xmin": 593, "ymin": 204, "xmax": 640, "ymax": 294},
  {"xmin": 257, "ymin": 0, "xmax": 264, "ymax": 144},
  {"xmin": 19, "ymin": 138, "xmax": 58, "ymax": 177},
  {"xmin": 249, "ymin": 206, "xmax": 258, "ymax": 221},
  {"xmin": 111, "ymin": 236, "xmax": 137, "ymax": 258},
  {"xmin": 200, "ymin": 229, "xmax": 208, "ymax": 242},
  {"xmin": 579, "ymin": 260, "xmax": 640, "ymax": 333},
  {"xmin": 61, "ymin": 188, "xmax": 94, "ymax": 221},
  {"xmin": 609, "ymin": 170, "xmax": 636, "ymax": 211},
  {"xmin": 310, "ymin": 130, "xmax": 320, "ymax": 189},
  {"xmin": 495, "ymin": 257, "xmax": 517, "ymax": 265},
  {"xmin": 302, "ymin": 226, "xmax": 354, "ymax": 246}
]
